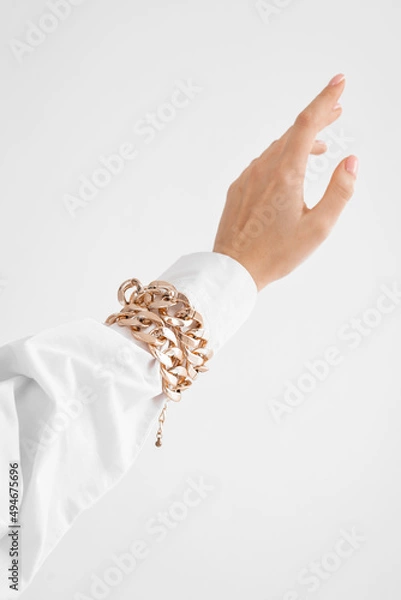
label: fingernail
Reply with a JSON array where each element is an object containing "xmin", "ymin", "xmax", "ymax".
[
  {"xmin": 315, "ymin": 139, "xmax": 326, "ymax": 146},
  {"xmin": 328, "ymin": 73, "xmax": 345, "ymax": 86},
  {"xmin": 333, "ymin": 102, "xmax": 342, "ymax": 111},
  {"xmin": 345, "ymin": 155, "xmax": 358, "ymax": 177}
]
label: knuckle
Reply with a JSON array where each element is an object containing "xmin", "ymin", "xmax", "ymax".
[
  {"xmin": 295, "ymin": 109, "xmax": 317, "ymax": 130},
  {"xmin": 227, "ymin": 180, "xmax": 238, "ymax": 195},
  {"xmin": 332, "ymin": 179, "xmax": 351, "ymax": 201},
  {"xmin": 258, "ymin": 139, "xmax": 282, "ymax": 161},
  {"xmin": 314, "ymin": 219, "xmax": 331, "ymax": 241},
  {"xmin": 275, "ymin": 164, "xmax": 304, "ymax": 187},
  {"xmin": 248, "ymin": 158, "xmax": 265, "ymax": 179}
]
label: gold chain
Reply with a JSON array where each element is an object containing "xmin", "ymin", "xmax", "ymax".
[{"xmin": 104, "ymin": 278, "xmax": 213, "ymax": 447}]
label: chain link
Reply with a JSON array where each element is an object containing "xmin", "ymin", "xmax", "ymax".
[{"xmin": 105, "ymin": 278, "xmax": 213, "ymax": 447}]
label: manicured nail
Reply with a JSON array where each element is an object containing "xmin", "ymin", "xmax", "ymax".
[
  {"xmin": 315, "ymin": 139, "xmax": 326, "ymax": 146},
  {"xmin": 328, "ymin": 73, "xmax": 345, "ymax": 86},
  {"xmin": 345, "ymin": 155, "xmax": 358, "ymax": 177},
  {"xmin": 333, "ymin": 102, "xmax": 342, "ymax": 111}
]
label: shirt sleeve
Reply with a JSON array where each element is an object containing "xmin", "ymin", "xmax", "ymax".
[{"xmin": 0, "ymin": 251, "xmax": 258, "ymax": 597}]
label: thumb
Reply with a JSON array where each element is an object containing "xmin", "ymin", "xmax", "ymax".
[{"xmin": 309, "ymin": 155, "xmax": 358, "ymax": 234}]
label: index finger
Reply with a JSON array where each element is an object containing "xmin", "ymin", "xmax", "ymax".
[{"xmin": 282, "ymin": 74, "xmax": 346, "ymax": 171}]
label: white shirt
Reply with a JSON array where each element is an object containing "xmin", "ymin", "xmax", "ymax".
[{"xmin": 0, "ymin": 251, "xmax": 258, "ymax": 597}]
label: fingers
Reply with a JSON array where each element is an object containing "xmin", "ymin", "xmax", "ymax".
[
  {"xmin": 306, "ymin": 155, "xmax": 358, "ymax": 236},
  {"xmin": 282, "ymin": 74, "xmax": 346, "ymax": 170},
  {"xmin": 258, "ymin": 137, "xmax": 328, "ymax": 162},
  {"xmin": 311, "ymin": 139, "xmax": 327, "ymax": 155}
]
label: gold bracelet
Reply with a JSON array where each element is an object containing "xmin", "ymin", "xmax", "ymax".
[{"xmin": 104, "ymin": 278, "xmax": 213, "ymax": 447}]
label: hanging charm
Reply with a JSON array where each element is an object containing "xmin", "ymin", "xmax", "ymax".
[{"xmin": 155, "ymin": 402, "xmax": 168, "ymax": 447}]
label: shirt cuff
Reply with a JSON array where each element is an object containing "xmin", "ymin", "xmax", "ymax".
[{"xmin": 155, "ymin": 251, "xmax": 258, "ymax": 354}]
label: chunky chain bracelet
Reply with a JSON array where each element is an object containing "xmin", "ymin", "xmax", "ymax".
[{"xmin": 105, "ymin": 278, "xmax": 213, "ymax": 447}]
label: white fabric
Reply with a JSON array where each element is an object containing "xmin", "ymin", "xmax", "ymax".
[{"xmin": 0, "ymin": 251, "xmax": 258, "ymax": 597}]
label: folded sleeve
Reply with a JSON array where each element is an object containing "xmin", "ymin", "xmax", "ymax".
[{"xmin": 0, "ymin": 251, "xmax": 257, "ymax": 597}]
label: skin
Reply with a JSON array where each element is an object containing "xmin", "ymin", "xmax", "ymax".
[{"xmin": 212, "ymin": 74, "xmax": 358, "ymax": 292}]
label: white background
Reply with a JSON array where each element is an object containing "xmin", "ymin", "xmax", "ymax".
[{"xmin": 1, "ymin": 0, "xmax": 401, "ymax": 598}]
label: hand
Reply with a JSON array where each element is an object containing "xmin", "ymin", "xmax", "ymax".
[{"xmin": 212, "ymin": 74, "xmax": 358, "ymax": 292}]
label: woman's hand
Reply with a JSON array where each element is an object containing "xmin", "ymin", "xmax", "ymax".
[{"xmin": 212, "ymin": 74, "xmax": 358, "ymax": 292}]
